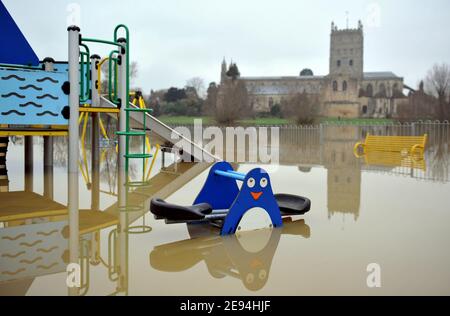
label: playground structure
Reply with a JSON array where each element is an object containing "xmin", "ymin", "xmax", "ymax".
[
  {"xmin": 151, "ymin": 161, "xmax": 311, "ymax": 235},
  {"xmin": 0, "ymin": 0, "xmax": 308, "ymax": 241},
  {"xmin": 0, "ymin": 0, "xmax": 219, "ymax": 294},
  {"xmin": 0, "ymin": 3, "xmax": 311, "ymax": 296}
]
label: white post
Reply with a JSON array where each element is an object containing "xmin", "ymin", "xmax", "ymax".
[
  {"xmin": 117, "ymin": 37, "xmax": 129, "ymax": 292},
  {"xmin": 68, "ymin": 25, "xmax": 80, "ymax": 296},
  {"xmin": 90, "ymin": 54, "xmax": 101, "ymax": 211},
  {"xmin": 117, "ymin": 38, "xmax": 127, "ymax": 182},
  {"xmin": 117, "ymin": 37, "xmax": 127, "ymax": 211}
]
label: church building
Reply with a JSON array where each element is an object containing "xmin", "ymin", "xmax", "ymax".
[{"xmin": 220, "ymin": 21, "xmax": 406, "ymax": 118}]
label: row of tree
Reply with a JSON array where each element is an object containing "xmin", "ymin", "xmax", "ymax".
[
  {"xmin": 146, "ymin": 78, "xmax": 206, "ymax": 117},
  {"xmin": 204, "ymin": 78, "xmax": 317, "ymax": 124}
]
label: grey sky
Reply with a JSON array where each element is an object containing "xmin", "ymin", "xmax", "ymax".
[{"xmin": 4, "ymin": 0, "xmax": 450, "ymax": 92}]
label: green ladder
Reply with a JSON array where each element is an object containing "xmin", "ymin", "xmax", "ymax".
[
  {"xmin": 116, "ymin": 92, "xmax": 154, "ymax": 186},
  {"xmin": 103, "ymin": 26, "xmax": 152, "ymax": 186}
]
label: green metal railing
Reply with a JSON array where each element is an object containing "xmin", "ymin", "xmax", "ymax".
[
  {"xmin": 79, "ymin": 24, "xmax": 153, "ymax": 183},
  {"xmin": 79, "ymin": 43, "xmax": 90, "ymax": 103},
  {"xmin": 108, "ymin": 50, "xmax": 120, "ymax": 104}
]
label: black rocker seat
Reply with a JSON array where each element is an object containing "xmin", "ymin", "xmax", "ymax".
[
  {"xmin": 274, "ymin": 194, "xmax": 311, "ymax": 216},
  {"xmin": 150, "ymin": 198, "xmax": 213, "ymax": 221}
]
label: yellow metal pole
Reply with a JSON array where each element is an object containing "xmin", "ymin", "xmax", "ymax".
[
  {"xmin": 146, "ymin": 144, "xmax": 160, "ymax": 181},
  {"xmin": 97, "ymin": 57, "xmax": 110, "ymax": 94},
  {"xmin": 99, "ymin": 117, "xmax": 109, "ymax": 140},
  {"xmin": 80, "ymin": 112, "xmax": 90, "ymax": 184}
]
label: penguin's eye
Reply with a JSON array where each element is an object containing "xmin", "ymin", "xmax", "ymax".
[
  {"xmin": 260, "ymin": 177, "xmax": 268, "ymax": 188},
  {"xmin": 247, "ymin": 177, "xmax": 255, "ymax": 188}
]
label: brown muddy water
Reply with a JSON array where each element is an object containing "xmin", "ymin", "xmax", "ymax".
[{"xmin": 1, "ymin": 123, "xmax": 450, "ymax": 295}]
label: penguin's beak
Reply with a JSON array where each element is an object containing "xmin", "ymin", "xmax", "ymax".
[{"xmin": 251, "ymin": 191, "xmax": 263, "ymax": 201}]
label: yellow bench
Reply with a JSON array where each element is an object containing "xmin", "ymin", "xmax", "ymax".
[{"xmin": 354, "ymin": 134, "xmax": 427, "ymax": 158}]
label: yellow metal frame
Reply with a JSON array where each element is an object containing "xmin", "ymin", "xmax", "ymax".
[
  {"xmin": 0, "ymin": 130, "xmax": 68, "ymax": 136},
  {"xmin": 79, "ymin": 107, "xmax": 120, "ymax": 114},
  {"xmin": 97, "ymin": 57, "xmax": 109, "ymax": 94},
  {"xmin": 76, "ymin": 90, "xmax": 161, "ymax": 190},
  {"xmin": 78, "ymin": 103, "xmax": 117, "ymax": 186},
  {"xmin": 80, "ymin": 107, "xmax": 91, "ymax": 186}
]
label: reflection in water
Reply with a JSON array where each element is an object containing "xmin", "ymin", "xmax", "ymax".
[
  {"xmin": 150, "ymin": 218, "xmax": 310, "ymax": 291},
  {"xmin": 323, "ymin": 126, "xmax": 362, "ymax": 220},
  {"xmin": 0, "ymin": 220, "xmax": 69, "ymax": 283},
  {"xmin": 0, "ymin": 129, "xmax": 153, "ymax": 296},
  {"xmin": 277, "ymin": 123, "xmax": 449, "ymax": 221},
  {"xmin": 0, "ymin": 122, "xmax": 449, "ymax": 295},
  {"xmin": 180, "ymin": 122, "xmax": 449, "ymax": 222}
]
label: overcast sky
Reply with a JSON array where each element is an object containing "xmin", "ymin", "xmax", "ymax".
[{"xmin": 4, "ymin": 0, "xmax": 450, "ymax": 93}]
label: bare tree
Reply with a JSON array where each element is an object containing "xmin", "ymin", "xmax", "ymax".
[
  {"xmin": 425, "ymin": 63, "xmax": 450, "ymax": 120},
  {"xmin": 186, "ymin": 77, "xmax": 206, "ymax": 99},
  {"xmin": 215, "ymin": 80, "xmax": 250, "ymax": 124},
  {"xmin": 282, "ymin": 92, "xmax": 318, "ymax": 124}
]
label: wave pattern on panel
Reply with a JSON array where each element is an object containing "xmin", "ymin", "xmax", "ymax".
[{"xmin": 0, "ymin": 67, "xmax": 69, "ymax": 125}]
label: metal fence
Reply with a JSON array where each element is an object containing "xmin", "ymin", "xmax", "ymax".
[{"xmin": 170, "ymin": 121, "xmax": 450, "ymax": 183}]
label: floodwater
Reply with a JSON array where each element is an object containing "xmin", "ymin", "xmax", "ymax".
[{"xmin": 1, "ymin": 123, "xmax": 450, "ymax": 296}]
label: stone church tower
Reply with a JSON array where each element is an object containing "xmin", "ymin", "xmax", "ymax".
[
  {"xmin": 329, "ymin": 20, "xmax": 364, "ymax": 79},
  {"xmin": 323, "ymin": 20, "xmax": 366, "ymax": 117}
]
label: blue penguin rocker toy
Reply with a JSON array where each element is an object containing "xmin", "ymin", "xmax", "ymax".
[{"xmin": 150, "ymin": 161, "xmax": 311, "ymax": 235}]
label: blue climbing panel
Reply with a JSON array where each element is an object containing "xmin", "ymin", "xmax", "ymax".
[
  {"xmin": 0, "ymin": 0, "xmax": 39, "ymax": 66},
  {"xmin": 0, "ymin": 67, "xmax": 69, "ymax": 125}
]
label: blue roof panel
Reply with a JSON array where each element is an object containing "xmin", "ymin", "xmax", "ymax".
[{"xmin": 0, "ymin": 0, "xmax": 39, "ymax": 66}]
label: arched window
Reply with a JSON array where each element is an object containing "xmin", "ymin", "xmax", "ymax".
[
  {"xmin": 337, "ymin": 60, "xmax": 341, "ymax": 67},
  {"xmin": 332, "ymin": 81, "xmax": 338, "ymax": 91},
  {"xmin": 378, "ymin": 83, "xmax": 387, "ymax": 97},
  {"xmin": 362, "ymin": 105, "xmax": 368, "ymax": 114},
  {"xmin": 342, "ymin": 81, "xmax": 347, "ymax": 91},
  {"xmin": 366, "ymin": 84, "xmax": 373, "ymax": 97},
  {"xmin": 349, "ymin": 59, "xmax": 353, "ymax": 66}
]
